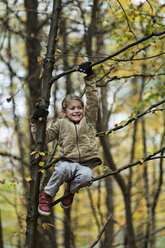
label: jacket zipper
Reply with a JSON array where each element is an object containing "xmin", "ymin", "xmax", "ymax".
[{"xmin": 74, "ymin": 124, "xmax": 81, "ymax": 162}]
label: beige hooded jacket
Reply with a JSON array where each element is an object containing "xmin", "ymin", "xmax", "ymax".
[{"xmin": 31, "ymin": 76, "xmax": 101, "ymax": 166}]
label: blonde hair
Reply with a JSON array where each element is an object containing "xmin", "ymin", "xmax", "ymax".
[{"xmin": 62, "ymin": 94, "xmax": 84, "ymax": 111}]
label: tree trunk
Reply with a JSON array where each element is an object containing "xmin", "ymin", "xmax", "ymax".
[
  {"xmin": 24, "ymin": 0, "xmax": 42, "ymax": 112},
  {"xmin": 64, "ymin": 208, "xmax": 75, "ymax": 248},
  {"xmin": 25, "ymin": 1, "xmax": 62, "ymax": 247},
  {"xmin": 101, "ymin": 177, "xmax": 114, "ymax": 248},
  {"xmin": 99, "ymin": 87, "xmax": 114, "ymax": 248},
  {"xmin": 97, "ymin": 118, "xmax": 136, "ymax": 248}
]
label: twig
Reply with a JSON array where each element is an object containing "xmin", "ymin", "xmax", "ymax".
[
  {"xmin": 144, "ymin": 63, "xmax": 165, "ymax": 86},
  {"xmin": 146, "ymin": 0, "xmax": 153, "ymax": 13},
  {"xmin": 88, "ymin": 215, "xmax": 112, "ymax": 248},
  {"xmin": 93, "ymin": 147, "xmax": 164, "ymax": 182},
  {"xmin": 116, "ymin": 0, "xmax": 137, "ymax": 40},
  {"xmin": 96, "ymin": 98, "xmax": 165, "ymax": 136},
  {"xmin": 96, "ymin": 73, "xmax": 165, "ymax": 85},
  {"xmin": 112, "ymin": 52, "xmax": 165, "ymax": 62},
  {"xmin": 0, "ymin": 151, "xmax": 29, "ymax": 166}
]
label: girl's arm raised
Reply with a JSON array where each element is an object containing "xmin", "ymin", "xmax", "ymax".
[{"xmin": 84, "ymin": 76, "xmax": 99, "ymax": 126}]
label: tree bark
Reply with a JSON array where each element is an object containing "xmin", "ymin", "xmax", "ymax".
[
  {"xmin": 97, "ymin": 117, "xmax": 137, "ymax": 248},
  {"xmin": 24, "ymin": 0, "xmax": 42, "ymax": 112},
  {"xmin": 99, "ymin": 87, "xmax": 114, "ymax": 248},
  {"xmin": 25, "ymin": 1, "xmax": 62, "ymax": 247}
]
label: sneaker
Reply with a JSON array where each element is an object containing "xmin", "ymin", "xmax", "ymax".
[
  {"xmin": 38, "ymin": 190, "xmax": 52, "ymax": 216},
  {"xmin": 60, "ymin": 183, "xmax": 75, "ymax": 209}
]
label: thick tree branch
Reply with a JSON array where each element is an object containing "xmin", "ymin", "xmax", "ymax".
[{"xmin": 50, "ymin": 148, "xmax": 164, "ymax": 207}]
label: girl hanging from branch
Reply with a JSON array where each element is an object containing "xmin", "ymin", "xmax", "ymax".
[{"xmin": 31, "ymin": 62, "xmax": 102, "ymax": 216}]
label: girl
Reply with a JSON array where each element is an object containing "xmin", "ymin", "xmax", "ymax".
[{"xmin": 31, "ymin": 62, "xmax": 102, "ymax": 216}]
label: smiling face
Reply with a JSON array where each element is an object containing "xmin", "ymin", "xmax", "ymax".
[{"xmin": 63, "ymin": 100, "xmax": 84, "ymax": 123}]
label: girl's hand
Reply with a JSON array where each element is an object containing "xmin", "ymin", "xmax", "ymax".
[
  {"xmin": 78, "ymin": 62, "xmax": 94, "ymax": 77},
  {"xmin": 32, "ymin": 106, "xmax": 49, "ymax": 120}
]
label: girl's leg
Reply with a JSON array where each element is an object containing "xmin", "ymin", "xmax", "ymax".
[
  {"xmin": 45, "ymin": 161, "xmax": 77, "ymax": 198},
  {"xmin": 38, "ymin": 161, "xmax": 77, "ymax": 215},
  {"xmin": 70, "ymin": 164, "xmax": 94, "ymax": 194},
  {"xmin": 61, "ymin": 165, "xmax": 93, "ymax": 209}
]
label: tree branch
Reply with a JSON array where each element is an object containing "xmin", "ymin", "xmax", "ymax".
[
  {"xmin": 0, "ymin": 151, "xmax": 28, "ymax": 166},
  {"xmin": 88, "ymin": 215, "xmax": 112, "ymax": 248},
  {"xmin": 112, "ymin": 52, "xmax": 165, "ymax": 62},
  {"xmin": 50, "ymin": 147, "xmax": 164, "ymax": 207},
  {"xmin": 96, "ymin": 73, "xmax": 165, "ymax": 85},
  {"xmin": 116, "ymin": 0, "xmax": 137, "ymax": 40},
  {"xmin": 92, "ymin": 148, "xmax": 164, "ymax": 182},
  {"xmin": 49, "ymin": 31, "xmax": 165, "ymax": 84},
  {"xmin": 96, "ymin": 98, "xmax": 165, "ymax": 136}
]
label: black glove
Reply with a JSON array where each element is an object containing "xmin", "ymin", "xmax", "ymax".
[
  {"xmin": 78, "ymin": 62, "xmax": 94, "ymax": 77},
  {"xmin": 32, "ymin": 106, "xmax": 49, "ymax": 120}
]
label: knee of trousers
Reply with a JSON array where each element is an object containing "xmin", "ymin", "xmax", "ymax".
[
  {"xmin": 52, "ymin": 165, "xmax": 67, "ymax": 181},
  {"xmin": 54, "ymin": 162, "xmax": 73, "ymax": 180},
  {"xmin": 79, "ymin": 168, "xmax": 93, "ymax": 187}
]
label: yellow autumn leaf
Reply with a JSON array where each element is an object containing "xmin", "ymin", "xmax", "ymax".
[
  {"xmin": 38, "ymin": 169, "xmax": 45, "ymax": 173},
  {"xmin": 56, "ymin": 48, "xmax": 62, "ymax": 52},
  {"xmin": 31, "ymin": 151, "xmax": 36, "ymax": 155},
  {"xmin": 37, "ymin": 56, "xmax": 43, "ymax": 62},
  {"xmin": 128, "ymin": 122, "xmax": 132, "ymax": 126},
  {"xmin": 39, "ymin": 73, "xmax": 43, "ymax": 79},
  {"xmin": 25, "ymin": 177, "xmax": 32, "ymax": 182},
  {"xmin": 105, "ymin": 130, "xmax": 110, "ymax": 135},
  {"xmin": 120, "ymin": 120, "xmax": 126, "ymax": 126},
  {"xmin": 42, "ymin": 223, "xmax": 48, "ymax": 229}
]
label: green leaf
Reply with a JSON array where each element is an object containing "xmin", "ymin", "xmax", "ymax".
[
  {"xmin": 39, "ymin": 161, "xmax": 45, "ymax": 167},
  {"xmin": 39, "ymin": 152, "xmax": 45, "ymax": 156}
]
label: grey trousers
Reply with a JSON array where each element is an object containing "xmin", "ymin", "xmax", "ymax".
[{"xmin": 45, "ymin": 161, "xmax": 94, "ymax": 198}]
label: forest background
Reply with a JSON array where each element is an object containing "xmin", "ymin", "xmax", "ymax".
[{"xmin": 0, "ymin": 0, "xmax": 165, "ymax": 248}]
